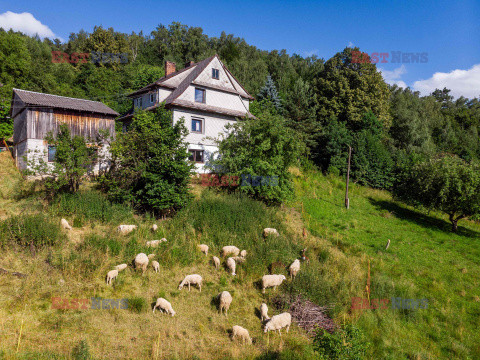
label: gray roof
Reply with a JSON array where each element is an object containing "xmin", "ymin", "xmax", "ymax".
[{"xmin": 12, "ymin": 89, "xmax": 119, "ymax": 116}]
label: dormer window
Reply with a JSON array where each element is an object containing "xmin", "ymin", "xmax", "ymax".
[
  {"xmin": 150, "ymin": 93, "xmax": 156, "ymax": 104},
  {"xmin": 195, "ymin": 88, "xmax": 206, "ymax": 103},
  {"xmin": 212, "ymin": 68, "xmax": 219, "ymax": 80}
]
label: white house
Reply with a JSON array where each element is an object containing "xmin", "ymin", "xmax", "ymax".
[{"xmin": 119, "ymin": 55, "xmax": 254, "ymax": 172}]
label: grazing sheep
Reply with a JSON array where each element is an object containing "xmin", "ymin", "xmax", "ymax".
[
  {"xmin": 114, "ymin": 264, "xmax": 127, "ymax": 272},
  {"xmin": 212, "ymin": 256, "xmax": 220, "ymax": 270},
  {"xmin": 152, "ymin": 224, "xmax": 158, "ymax": 232},
  {"xmin": 117, "ymin": 225, "xmax": 137, "ymax": 235},
  {"xmin": 222, "ymin": 246, "xmax": 240, "ymax": 257},
  {"xmin": 178, "ymin": 274, "xmax": 203, "ymax": 292},
  {"xmin": 147, "ymin": 254, "xmax": 156, "ymax": 260},
  {"xmin": 261, "ymin": 274, "xmax": 287, "ymax": 293},
  {"xmin": 106, "ymin": 270, "xmax": 118, "ymax": 285},
  {"xmin": 263, "ymin": 228, "xmax": 279, "ymax": 238},
  {"xmin": 198, "ymin": 244, "xmax": 209, "ymax": 256},
  {"xmin": 231, "ymin": 325, "xmax": 252, "ymax": 344},
  {"xmin": 218, "ymin": 291, "xmax": 233, "ymax": 316},
  {"xmin": 134, "ymin": 253, "xmax": 149, "ymax": 273},
  {"xmin": 231, "ymin": 256, "xmax": 246, "ymax": 264},
  {"xmin": 153, "ymin": 298, "xmax": 176, "ymax": 316},
  {"xmin": 151, "ymin": 260, "xmax": 160, "ymax": 273},
  {"xmin": 146, "ymin": 240, "xmax": 161, "ymax": 247},
  {"xmin": 289, "ymin": 259, "xmax": 301, "ymax": 280},
  {"xmin": 264, "ymin": 312, "xmax": 291, "ymax": 335},
  {"xmin": 240, "ymin": 250, "xmax": 247, "ymax": 258},
  {"xmin": 226, "ymin": 257, "xmax": 236, "ymax": 276},
  {"xmin": 260, "ymin": 302, "xmax": 270, "ymax": 322},
  {"xmin": 61, "ymin": 218, "xmax": 72, "ymax": 230}
]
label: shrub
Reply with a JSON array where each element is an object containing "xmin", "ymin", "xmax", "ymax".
[
  {"xmin": 72, "ymin": 340, "xmax": 91, "ymax": 360},
  {"xmin": 313, "ymin": 323, "xmax": 369, "ymax": 360},
  {"xmin": 128, "ymin": 296, "xmax": 147, "ymax": 313}
]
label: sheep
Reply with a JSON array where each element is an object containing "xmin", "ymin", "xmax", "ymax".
[
  {"xmin": 240, "ymin": 250, "xmax": 247, "ymax": 258},
  {"xmin": 152, "ymin": 224, "xmax": 158, "ymax": 232},
  {"xmin": 263, "ymin": 228, "xmax": 279, "ymax": 238},
  {"xmin": 106, "ymin": 270, "xmax": 118, "ymax": 285},
  {"xmin": 134, "ymin": 253, "xmax": 149, "ymax": 273},
  {"xmin": 114, "ymin": 263, "xmax": 127, "ymax": 272},
  {"xmin": 198, "ymin": 244, "xmax": 209, "ymax": 256},
  {"xmin": 289, "ymin": 259, "xmax": 301, "ymax": 280},
  {"xmin": 178, "ymin": 274, "xmax": 202, "ymax": 292},
  {"xmin": 151, "ymin": 260, "xmax": 160, "ymax": 273},
  {"xmin": 264, "ymin": 312, "xmax": 291, "ymax": 335},
  {"xmin": 153, "ymin": 298, "xmax": 176, "ymax": 316},
  {"xmin": 226, "ymin": 257, "xmax": 236, "ymax": 276},
  {"xmin": 261, "ymin": 274, "xmax": 286, "ymax": 293},
  {"xmin": 260, "ymin": 302, "xmax": 270, "ymax": 322},
  {"xmin": 218, "ymin": 291, "xmax": 233, "ymax": 316},
  {"xmin": 231, "ymin": 325, "xmax": 252, "ymax": 344},
  {"xmin": 146, "ymin": 238, "xmax": 167, "ymax": 247},
  {"xmin": 231, "ymin": 256, "xmax": 246, "ymax": 264},
  {"xmin": 222, "ymin": 246, "xmax": 240, "ymax": 257},
  {"xmin": 61, "ymin": 218, "xmax": 72, "ymax": 230},
  {"xmin": 117, "ymin": 225, "xmax": 137, "ymax": 235},
  {"xmin": 212, "ymin": 256, "xmax": 220, "ymax": 270},
  {"xmin": 147, "ymin": 254, "xmax": 156, "ymax": 260}
]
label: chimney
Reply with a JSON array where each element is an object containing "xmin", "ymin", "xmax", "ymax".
[
  {"xmin": 165, "ymin": 61, "xmax": 176, "ymax": 77},
  {"xmin": 185, "ymin": 60, "xmax": 194, "ymax": 68}
]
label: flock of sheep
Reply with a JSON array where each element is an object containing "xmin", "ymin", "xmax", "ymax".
[{"xmin": 63, "ymin": 219, "xmax": 303, "ymax": 345}]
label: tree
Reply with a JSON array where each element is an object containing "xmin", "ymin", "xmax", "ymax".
[
  {"xmin": 257, "ymin": 75, "xmax": 282, "ymax": 111},
  {"xmin": 393, "ymin": 155, "xmax": 480, "ymax": 232},
  {"xmin": 99, "ymin": 106, "xmax": 194, "ymax": 216}
]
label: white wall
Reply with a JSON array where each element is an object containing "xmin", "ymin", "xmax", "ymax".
[{"xmin": 178, "ymin": 85, "xmax": 248, "ymax": 113}]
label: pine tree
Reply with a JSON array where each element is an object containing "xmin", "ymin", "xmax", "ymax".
[{"xmin": 257, "ymin": 75, "xmax": 282, "ymax": 110}]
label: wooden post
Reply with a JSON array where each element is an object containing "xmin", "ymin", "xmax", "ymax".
[{"xmin": 345, "ymin": 146, "xmax": 352, "ymax": 209}]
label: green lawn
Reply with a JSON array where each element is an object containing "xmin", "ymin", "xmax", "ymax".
[{"xmin": 291, "ymin": 170, "xmax": 480, "ymax": 359}]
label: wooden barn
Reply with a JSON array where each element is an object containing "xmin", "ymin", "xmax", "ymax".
[{"xmin": 11, "ymin": 89, "xmax": 118, "ymax": 172}]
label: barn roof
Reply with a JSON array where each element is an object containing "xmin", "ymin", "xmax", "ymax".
[{"xmin": 12, "ymin": 89, "xmax": 119, "ymax": 117}]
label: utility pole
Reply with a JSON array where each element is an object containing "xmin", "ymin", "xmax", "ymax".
[{"xmin": 345, "ymin": 146, "xmax": 352, "ymax": 209}]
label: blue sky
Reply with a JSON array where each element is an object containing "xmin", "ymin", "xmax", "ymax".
[{"xmin": 1, "ymin": 0, "xmax": 479, "ymax": 98}]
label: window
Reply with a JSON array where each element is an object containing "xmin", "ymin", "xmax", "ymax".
[
  {"xmin": 195, "ymin": 88, "xmax": 205, "ymax": 103},
  {"xmin": 191, "ymin": 118, "xmax": 203, "ymax": 133},
  {"xmin": 150, "ymin": 93, "xmax": 156, "ymax": 103},
  {"xmin": 189, "ymin": 150, "xmax": 204, "ymax": 163},
  {"xmin": 135, "ymin": 97, "xmax": 143, "ymax": 108},
  {"xmin": 212, "ymin": 68, "xmax": 219, "ymax": 80},
  {"xmin": 48, "ymin": 146, "xmax": 56, "ymax": 162}
]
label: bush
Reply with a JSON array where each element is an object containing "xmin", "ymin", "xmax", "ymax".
[
  {"xmin": 128, "ymin": 296, "xmax": 147, "ymax": 313},
  {"xmin": 313, "ymin": 324, "xmax": 369, "ymax": 360},
  {"xmin": 0, "ymin": 214, "xmax": 65, "ymax": 248},
  {"xmin": 72, "ymin": 340, "xmax": 91, "ymax": 360}
]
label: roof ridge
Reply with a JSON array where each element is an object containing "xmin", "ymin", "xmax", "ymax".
[{"xmin": 13, "ymin": 88, "xmax": 107, "ymax": 105}]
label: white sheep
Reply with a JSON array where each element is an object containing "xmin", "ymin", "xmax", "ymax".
[
  {"xmin": 231, "ymin": 256, "xmax": 246, "ymax": 264},
  {"xmin": 240, "ymin": 250, "xmax": 247, "ymax": 258},
  {"xmin": 114, "ymin": 263, "xmax": 127, "ymax": 272},
  {"xmin": 178, "ymin": 274, "xmax": 202, "ymax": 292},
  {"xmin": 134, "ymin": 253, "xmax": 149, "ymax": 273},
  {"xmin": 117, "ymin": 225, "xmax": 137, "ymax": 235},
  {"xmin": 153, "ymin": 298, "xmax": 176, "ymax": 316},
  {"xmin": 222, "ymin": 245, "xmax": 240, "ymax": 257},
  {"xmin": 289, "ymin": 259, "xmax": 301, "ymax": 280},
  {"xmin": 146, "ymin": 238, "xmax": 167, "ymax": 247},
  {"xmin": 212, "ymin": 256, "xmax": 220, "ymax": 270},
  {"xmin": 152, "ymin": 224, "xmax": 158, "ymax": 232},
  {"xmin": 231, "ymin": 325, "xmax": 252, "ymax": 344},
  {"xmin": 147, "ymin": 254, "xmax": 156, "ymax": 260},
  {"xmin": 260, "ymin": 302, "xmax": 270, "ymax": 322},
  {"xmin": 264, "ymin": 312, "xmax": 291, "ymax": 335},
  {"xmin": 198, "ymin": 244, "xmax": 209, "ymax": 256},
  {"xmin": 261, "ymin": 274, "xmax": 286, "ymax": 293},
  {"xmin": 218, "ymin": 291, "xmax": 233, "ymax": 316},
  {"xmin": 151, "ymin": 260, "xmax": 160, "ymax": 273},
  {"xmin": 263, "ymin": 228, "xmax": 279, "ymax": 237},
  {"xmin": 61, "ymin": 218, "xmax": 72, "ymax": 230},
  {"xmin": 226, "ymin": 257, "xmax": 236, "ymax": 276},
  {"xmin": 106, "ymin": 270, "xmax": 118, "ymax": 285}
]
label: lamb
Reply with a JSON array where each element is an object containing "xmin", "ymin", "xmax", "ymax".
[
  {"xmin": 134, "ymin": 253, "xmax": 149, "ymax": 273},
  {"xmin": 289, "ymin": 259, "xmax": 301, "ymax": 280},
  {"xmin": 198, "ymin": 244, "xmax": 209, "ymax": 256},
  {"xmin": 114, "ymin": 263, "xmax": 127, "ymax": 272},
  {"xmin": 240, "ymin": 250, "xmax": 247, "ymax": 258},
  {"xmin": 218, "ymin": 291, "xmax": 233, "ymax": 316},
  {"xmin": 261, "ymin": 274, "xmax": 287, "ymax": 293},
  {"xmin": 106, "ymin": 270, "xmax": 118, "ymax": 285},
  {"xmin": 152, "ymin": 224, "xmax": 158, "ymax": 232},
  {"xmin": 231, "ymin": 256, "xmax": 246, "ymax": 264},
  {"xmin": 178, "ymin": 274, "xmax": 202, "ymax": 292},
  {"xmin": 212, "ymin": 256, "xmax": 220, "ymax": 270},
  {"xmin": 147, "ymin": 254, "xmax": 156, "ymax": 260},
  {"xmin": 117, "ymin": 225, "xmax": 137, "ymax": 235},
  {"xmin": 151, "ymin": 260, "xmax": 160, "ymax": 273},
  {"xmin": 263, "ymin": 228, "xmax": 279, "ymax": 238},
  {"xmin": 153, "ymin": 298, "xmax": 176, "ymax": 316},
  {"xmin": 260, "ymin": 302, "xmax": 270, "ymax": 322},
  {"xmin": 264, "ymin": 312, "xmax": 291, "ymax": 335},
  {"xmin": 226, "ymin": 257, "xmax": 236, "ymax": 276},
  {"xmin": 222, "ymin": 246, "xmax": 240, "ymax": 257},
  {"xmin": 61, "ymin": 218, "xmax": 72, "ymax": 230},
  {"xmin": 146, "ymin": 238, "xmax": 167, "ymax": 247},
  {"xmin": 231, "ymin": 325, "xmax": 252, "ymax": 344}
]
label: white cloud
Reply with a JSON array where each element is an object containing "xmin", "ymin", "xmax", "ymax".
[
  {"xmin": 0, "ymin": 11, "xmax": 61, "ymax": 40},
  {"xmin": 379, "ymin": 65, "xmax": 408, "ymax": 89},
  {"xmin": 304, "ymin": 49, "xmax": 318, "ymax": 57},
  {"xmin": 347, "ymin": 41, "xmax": 354, "ymax": 48},
  {"xmin": 413, "ymin": 64, "xmax": 480, "ymax": 99}
]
